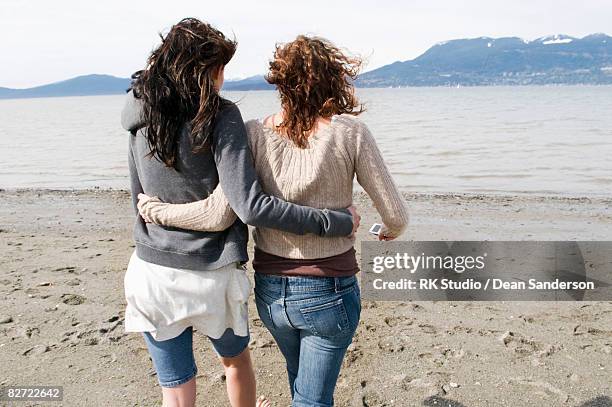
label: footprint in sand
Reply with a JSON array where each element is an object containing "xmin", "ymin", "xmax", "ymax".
[
  {"xmin": 498, "ymin": 330, "xmax": 561, "ymax": 358},
  {"xmin": 61, "ymin": 293, "xmax": 86, "ymax": 305},
  {"xmin": 383, "ymin": 315, "xmax": 414, "ymax": 328},
  {"xmin": 418, "ymin": 324, "xmax": 438, "ymax": 334},
  {"xmin": 61, "ymin": 316, "xmax": 125, "ymax": 346},
  {"xmin": 344, "ymin": 343, "xmax": 364, "ymax": 367},
  {"xmin": 377, "ymin": 335, "xmax": 407, "ymax": 353}
]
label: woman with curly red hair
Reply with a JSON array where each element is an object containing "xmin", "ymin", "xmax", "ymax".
[{"xmin": 139, "ymin": 35, "xmax": 408, "ymax": 406}]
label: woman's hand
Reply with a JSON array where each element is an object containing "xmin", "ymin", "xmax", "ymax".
[
  {"xmin": 379, "ymin": 233, "xmax": 396, "ymax": 241},
  {"xmin": 137, "ymin": 193, "xmax": 167, "ymax": 224},
  {"xmin": 379, "ymin": 224, "xmax": 397, "ymax": 241}
]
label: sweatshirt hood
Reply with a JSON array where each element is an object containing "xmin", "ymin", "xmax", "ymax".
[{"xmin": 121, "ymin": 90, "xmax": 146, "ymax": 132}]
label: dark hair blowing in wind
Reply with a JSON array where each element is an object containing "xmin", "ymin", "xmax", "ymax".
[
  {"xmin": 266, "ymin": 35, "xmax": 364, "ymax": 148},
  {"xmin": 130, "ymin": 18, "xmax": 236, "ymax": 168}
]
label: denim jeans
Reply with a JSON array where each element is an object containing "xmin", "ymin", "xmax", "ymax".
[{"xmin": 254, "ymin": 273, "xmax": 361, "ymax": 407}]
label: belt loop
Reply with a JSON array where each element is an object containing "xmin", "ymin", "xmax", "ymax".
[
  {"xmin": 281, "ymin": 277, "xmax": 287, "ymax": 306},
  {"xmin": 334, "ymin": 277, "xmax": 340, "ymax": 293}
]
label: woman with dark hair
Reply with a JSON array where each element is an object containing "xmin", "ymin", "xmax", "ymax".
[
  {"xmin": 122, "ymin": 21, "xmax": 357, "ymax": 407},
  {"xmin": 138, "ymin": 35, "xmax": 408, "ymax": 406}
]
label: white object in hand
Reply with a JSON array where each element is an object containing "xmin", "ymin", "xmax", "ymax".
[{"xmin": 369, "ymin": 223, "xmax": 382, "ymax": 236}]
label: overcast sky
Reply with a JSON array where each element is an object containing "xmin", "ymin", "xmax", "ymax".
[{"xmin": 1, "ymin": 0, "xmax": 611, "ymax": 88}]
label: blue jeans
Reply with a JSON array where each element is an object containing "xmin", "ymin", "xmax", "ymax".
[
  {"xmin": 143, "ymin": 327, "xmax": 249, "ymax": 388},
  {"xmin": 254, "ymin": 273, "xmax": 361, "ymax": 407}
]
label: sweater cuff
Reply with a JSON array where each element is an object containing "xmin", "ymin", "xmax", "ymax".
[{"xmin": 321, "ymin": 208, "xmax": 354, "ymax": 237}]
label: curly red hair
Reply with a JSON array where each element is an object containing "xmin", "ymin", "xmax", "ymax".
[{"xmin": 265, "ymin": 35, "xmax": 364, "ymax": 148}]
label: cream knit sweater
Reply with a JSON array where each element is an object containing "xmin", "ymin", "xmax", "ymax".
[{"xmin": 139, "ymin": 115, "xmax": 409, "ymax": 259}]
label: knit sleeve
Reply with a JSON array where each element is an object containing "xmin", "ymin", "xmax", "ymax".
[
  {"xmin": 137, "ymin": 185, "xmax": 237, "ymax": 232},
  {"xmin": 354, "ymin": 121, "xmax": 409, "ymax": 238}
]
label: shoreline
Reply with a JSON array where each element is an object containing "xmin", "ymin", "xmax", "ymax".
[{"xmin": 3, "ymin": 186, "xmax": 612, "ymax": 203}]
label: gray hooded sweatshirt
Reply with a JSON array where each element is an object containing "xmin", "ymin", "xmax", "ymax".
[{"xmin": 121, "ymin": 91, "xmax": 353, "ymax": 271}]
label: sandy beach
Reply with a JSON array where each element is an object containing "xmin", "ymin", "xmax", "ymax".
[{"xmin": 1, "ymin": 189, "xmax": 611, "ymax": 407}]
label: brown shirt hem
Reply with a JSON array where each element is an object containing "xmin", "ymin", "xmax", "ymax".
[{"xmin": 253, "ymin": 247, "xmax": 359, "ymax": 277}]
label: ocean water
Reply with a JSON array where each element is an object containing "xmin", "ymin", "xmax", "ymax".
[{"xmin": 0, "ymin": 86, "xmax": 610, "ymax": 197}]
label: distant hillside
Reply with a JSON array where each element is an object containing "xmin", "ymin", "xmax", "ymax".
[
  {"xmin": 0, "ymin": 74, "xmax": 272, "ymax": 99},
  {"xmin": 0, "ymin": 74, "xmax": 131, "ymax": 99},
  {"xmin": 357, "ymin": 33, "xmax": 612, "ymax": 86},
  {"xmin": 223, "ymin": 75, "xmax": 273, "ymax": 91},
  {"xmin": 1, "ymin": 34, "xmax": 610, "ymax": 99}
]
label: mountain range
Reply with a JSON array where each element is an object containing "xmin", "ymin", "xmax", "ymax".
[
  {"xmin": 1, "ymin": 34, "xmax": 610, "ymax": 99},
  {"xmin": 358, "ymin": 33, "xmax": 612, "ymax": 87},
  {"xmin": 0, "ymin": 74, "xmax": 131, "ymax": 99}
]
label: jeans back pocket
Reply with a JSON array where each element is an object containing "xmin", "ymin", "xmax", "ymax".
[
  {"xmin": 300, "ymin": 298, "xmax": 350, "ymax": 338},
  {"xmin": 254, "ymin": 290, "xmax": 276, "ymax": 330}
]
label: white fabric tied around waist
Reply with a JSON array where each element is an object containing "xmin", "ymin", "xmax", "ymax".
[{"xmin": 124, "ymin": 251, "xmax": 251, "ymax": 341}]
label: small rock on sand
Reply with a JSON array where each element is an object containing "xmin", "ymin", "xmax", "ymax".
[
  {"xmin": 0, "ymin": 315, "xmax": 13, "ymax": 324},
  {"xmin": 499, "ymin": 331, "xmax": 514, "ymax": 345}
]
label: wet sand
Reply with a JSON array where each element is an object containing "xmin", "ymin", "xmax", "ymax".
[{"xmin": 1, "ymin": 189, "xmax": 611, "ymax": 406}]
